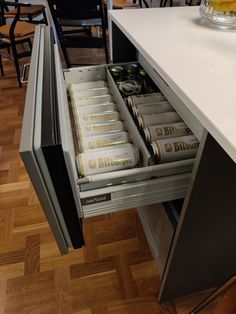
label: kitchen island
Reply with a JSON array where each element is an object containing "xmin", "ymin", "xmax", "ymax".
[{"xmin": 109, "ymin": 6, "xmax": 236, "ymax": 301}]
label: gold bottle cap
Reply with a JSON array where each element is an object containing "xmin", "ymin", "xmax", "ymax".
[
  {"xmin": 143, "ymin": 127, "xmax": 151, "ymax": 143},
  {"xmin": 150, "ymin": 141, "xmax": 160, "ymax": 160},
  {"xmin": 133, "ymin": 145, "xmax": 140, "ymax": 166},
  {"xmin": 126, "ymin": 96, "xmax": 132, "ymax": 108},
  {"xmin": 133, "ymin": 106, "xmax": 139, "ymax": 117},
  {"xmin": 78, "ymin": 154, "xmax": 85, "ymax": 177},
  {"xmin": 79, "ymin": 137, "xmax": 85, "ymax": 152},
  {"xmin": 137, "ymin": 115, "xmax": 145, "ymax": 129}
]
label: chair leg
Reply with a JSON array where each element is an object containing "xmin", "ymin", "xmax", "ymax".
[
  {"xmin": 101, "ymin": 26, "xmax": 109, "ymax": 63},
  {"xmin": 162, "ymin": 0, "xmax": 168, "ymax": 6},
  {"xmin": 60, "ymin": 41, "xmax": 71, "ymax": 68},
  {"xmin": 57, "ymin": 24, "xmax": 71, "ymax": 68},
  {"xmin": 11, "ymin": 45, "xmax": 22, "ymax": 88},
  {"xmin": 88, "ymin": 26, "xmax": 92, "ymax": 36},
  {"xmin": 27, "ymin": 38, "xmax": 32, "ymax": 51},
  {"xmin": 28, "ymin": 14, "xmax": 33, "ymax": 23},
  {"xmin": 43, "ymin": 10, "xmax": 48, "ymax": 26},
  {"xmin": 104, "ymin": 40, "xmax": 109, "ymax": 64},
  {"xmin": 142, "ymin": 0, "xmax": 149, "ymax": 7},
  {"xmin": 0, "ymin": 52, "xmax": 4, "ymax": 76}
]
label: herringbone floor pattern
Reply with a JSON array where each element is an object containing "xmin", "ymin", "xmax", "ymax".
[{"xmin": 0, "ymin": 48, "xmax": 211, "ymax": 314}]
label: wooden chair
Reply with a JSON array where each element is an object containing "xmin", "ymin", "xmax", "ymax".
[
  {"xmin": 46, "ymin": 0, "xmax": 109, "ymax": 68},
  {"xmin": 3, "ymin": 0, "xmax": 47, "ymax": 25},
  {"xmin": 160, "ymin": 0, "xmax": 199, "ymax": 7},
  {"xmin": 0, "ymin": 1, "xmax": 35, "ymax": 87},
  {"xmin": 160, "ymin": 0, "xmax": 173, "ymax": 7},
  {"xmin": 134, "ymin": 0, "xmax": 149, "ymax": 7},
  {"xmin": 185, "ymin": 0, "xmax": 201, "ymax": 5},
  {"xmin": 0, "ymin": 41, "xmax": 11, "ymax": 76},
  {"xmin": 0, "ymin": 6, "xmax": 10, "ymax": 76},
  {"xmin": 104, "ymin": 0, "xmax": 139, "ymax": 9}
]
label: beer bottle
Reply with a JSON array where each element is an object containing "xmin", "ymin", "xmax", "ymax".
[
  {"xmin": 138, "ymin": 69, "xmax": 147, "ymax": 93},
  {"xmin": 110, "ymin": 66, "xmax": 125, "ymax": 82},
  {"xmin": 126, "ymin": 64, "xmax": 138, "ymax": 80}
]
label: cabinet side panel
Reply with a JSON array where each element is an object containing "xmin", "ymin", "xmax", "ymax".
[{"xmin": 159, "ymin": 131, "xmax": 236, "ymax": 301}]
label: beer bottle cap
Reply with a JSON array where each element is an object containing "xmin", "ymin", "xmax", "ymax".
[
  {"xmin": 139, "ymin": 69, "xmax": 146, "ymax": 77},
  {"xmin": 126, "ymin": 63, "xmax": 138, "ymax": 73},
  {"xmin": 110, "ymin": 66, "xmax": 124, "ymax": 74},
  {"xmin": 133, "ymin": 106, "xmax": 139, "ymax": 117},
  {"xmin": 78, "ymin": 154, "xmax": 86, "ymax": 177},
  {"xmin": 126, "ymin": 96, "xmax": 132, "ymax": 108},
  {"xmin": 79, "ymin": 137, "xmax": 85, "ymax": 152},
  {"xmin": 132, "ymin": 145, "xmax": 140, "ymax": 166},
  {"xmin": 143, "ymin": 128, "xmax": 151, "ymax": 143},
  {"xmin": 137, "ymin": 115, "xmax": 145, "ymax": 128},
  {"xmin": 150, "ymin": 142, "xmax": 160, "ymax": 160}
]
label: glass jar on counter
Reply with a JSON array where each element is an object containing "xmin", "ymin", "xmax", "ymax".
[{"xmin": 200, "ymin": 0, "xmax": 236, "ymax": 28}]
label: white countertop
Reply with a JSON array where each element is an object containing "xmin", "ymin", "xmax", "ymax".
[{"xmin": 109, "ymin": 7, "xmax": 236, "ymax": 163}]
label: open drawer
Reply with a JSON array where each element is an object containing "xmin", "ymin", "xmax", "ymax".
[
  {"xmin": 20, "ymin": 26, "xmax": 201, "ymax": 252},
  {"xmin": 63, "ymin": 63, "xmax": 195, "ymax": 217}
]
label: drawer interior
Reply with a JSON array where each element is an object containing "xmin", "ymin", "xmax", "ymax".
[
  {"xmin": 64, "ymin": 65, "xmax": 196, "ymax": 184},
  {"xmin": 63, "ymin": 62, "xmax": 201, "ymax": 215}
]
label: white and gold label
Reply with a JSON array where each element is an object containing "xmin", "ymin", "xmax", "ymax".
[
  {"xmin": 134, "ymin": 101, "xmax": 173, "ymax": 116},
  {"xmin": 77, "ymin": 111, "xmax": 120, "ymax": 126},
  {"xmin": 74, "ymin": 95, "xmax": 113, "ymax": 107},
  {"xmin": 78, "ymin": 143, "xmax": 139, "ymax": 176},
  {"xmin": 151, "ymin": 135, "xmax": 199, "ymax": 163},
  {"xmin": 127, "ymin": 93, "xmax": 166, "ymax": 107},
  {"xmin": 70, "ymin": 80, "xmax": 107, "ymax": 92},
  {"xmin": 146, "ymin": 122, "xmax": 193, "ymax": 141},
  {"xmin": 79, "ymin": 121, "xmax": 125, "ymax": 137},
  {"xmin": 73, "ymin": 87, "xmax": 110, "ymax": 99},
  {"xmin": 75, "ymin": 102, "xmax": 117, "ymax": 115},
  {"xmin": 81, "ymin": 132, "xmax": 129, "ymax": 151},
  {"xmin": 138, "ymin": 111, "xmax": 182, "ymax": 128}
]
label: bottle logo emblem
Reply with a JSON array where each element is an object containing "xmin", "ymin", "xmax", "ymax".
[
  {"xmin": 164, "ymin": 143, "xmax": 173, "ymax": 153},
  {"xmin": 88, "ymin": 141, "xmax": 96, "ymax": 149},
  {"xmin": 155, "ymin": 128, "xmax": 163, "ymax": 136},
  {"xmin": 88, "ymin": 159, "xmax": 96, "ymax": 169}
]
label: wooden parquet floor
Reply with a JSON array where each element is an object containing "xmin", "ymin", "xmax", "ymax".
[{"xmin": 0, "ymin": 48, "xmax": 212, "ymax": 314}]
